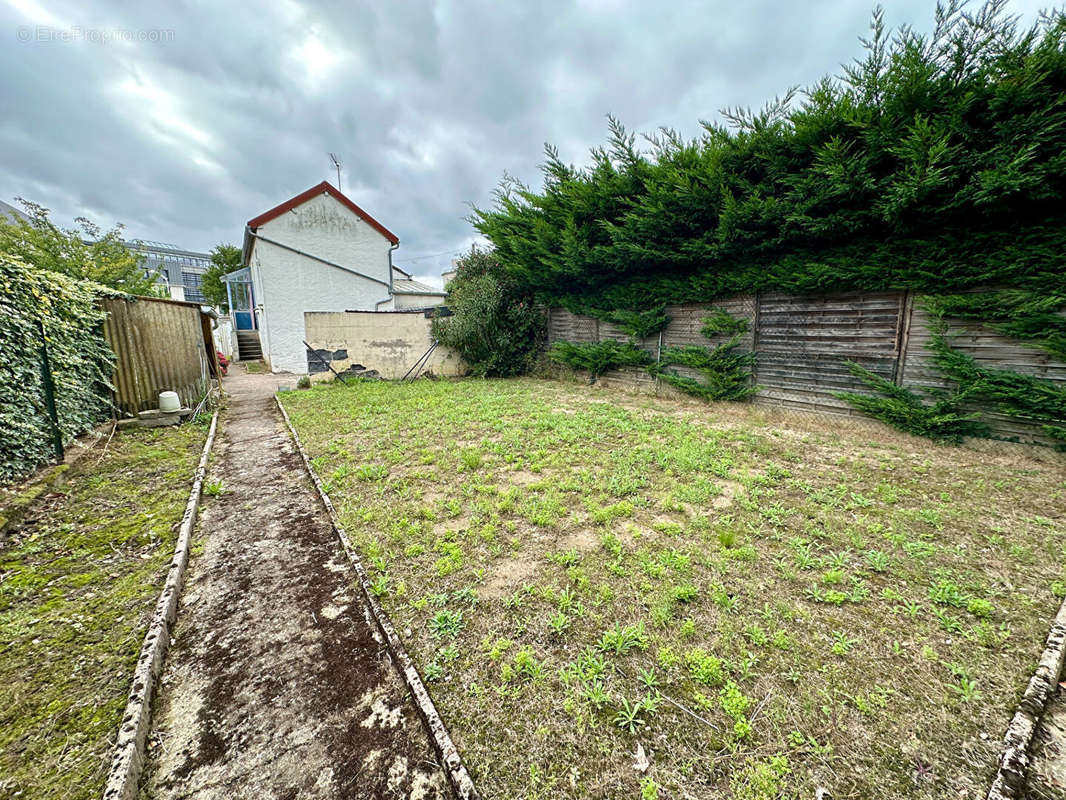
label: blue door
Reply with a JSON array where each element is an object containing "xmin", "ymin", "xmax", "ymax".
[{"xmin": 227, "ymin": 278, "xmax": 255, "ymax": 330}]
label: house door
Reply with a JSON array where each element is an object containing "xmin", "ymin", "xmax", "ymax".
[{"xmin": 229, "ymin": 279, "xmax": 256, "ymax": 330}]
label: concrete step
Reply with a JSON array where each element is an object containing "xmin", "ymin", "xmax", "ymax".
[{"xmin": 236, "ymin": 331, "xmax": 261, "ymax": 361}]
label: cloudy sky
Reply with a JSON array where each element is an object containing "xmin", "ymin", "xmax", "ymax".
[{"xmin": 0, "ymin": 0, "xmax": 1051, "ymax": 286}]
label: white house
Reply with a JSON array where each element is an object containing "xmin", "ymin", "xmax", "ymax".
[{"xmin": 233, "ymin": 181, "xmax": 446, "ymax": 373}]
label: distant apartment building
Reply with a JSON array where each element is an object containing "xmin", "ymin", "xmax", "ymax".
[{"xmin": 125, "ymin": 240, "xmax": 212, "ymax": 303}]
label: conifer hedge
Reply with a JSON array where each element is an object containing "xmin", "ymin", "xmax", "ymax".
[
  {"xmin": 0, "ymin": 258, "xmax": 117, "ymax": 482},
  {"xmin": 473, "ymin": 4, "xmax": 1066, "ymax": 313}
]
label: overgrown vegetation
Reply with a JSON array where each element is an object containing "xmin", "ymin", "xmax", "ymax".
[
  {"xmin": 549, "ymin": 340, "xmax": 651, "ymax": 381},
  {"xmin": 837, "ymin": 312, "xmax": 1066, "ymax": 446},
  {"xmin": 599, "ymin": 307, "xmax": 670, "ymax": 340},
  {"xmin": 0, "ymin": 422, "xmax": 208, "ymax": 799},
  {"xmin": 0, "ymin": 198, "xmax": 157, "ymax": 295},
  {"xmin": 282, "ymin": 378, "xmax": 1065, "ymax": 800},
  {"xmin": 925, "ymin": 290, "xmax": 1066, "ymax": 362},
  {"xmin": 929, "ymin": 328, "xmax": 1066, "ymax": 442},
  {"xmin": 654, "ymin": 335, "xmax": 759, "ymax": 402},
  {"xmin": 473, "ymin": 4, "xmax": 1066, "ymax": 312},
  {"xmin": 835, "ymin": 361, "xmax": 987, "ymax": 443},
  {"xmin": 0, "ymin": 258, "xmax": 118, "ymax": 482},
  {"xmin": 701, "ymin": 309, "xmax": 749, "ymax": 338},
  {"xmin": 431, "ymin": 246, "xmax": 546, "ymax": 377}
]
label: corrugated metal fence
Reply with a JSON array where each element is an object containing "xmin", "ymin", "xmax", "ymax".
[
  {"xmin": 101, "ymin": 296, "xmax": 217, "ymax": 414},
  {"xmin": 547, "ymin": 291, "xmax": 1066, "ymax": 445}
]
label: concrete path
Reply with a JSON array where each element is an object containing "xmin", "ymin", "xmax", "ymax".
[{"xmin": 143, "ymin": 365, "xmax": 450, "ymax": 800}]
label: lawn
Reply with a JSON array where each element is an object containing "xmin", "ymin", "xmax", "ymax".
[
  {"xmin": 280, "ymin": 377, "xmax": 1066, "ymax": 800},
  {"xmin": 0, "ymin": 421, "xmax": 209, "ymax": 800}
]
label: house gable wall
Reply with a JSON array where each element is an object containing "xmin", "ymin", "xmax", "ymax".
[{"xmin": 251, "ymin": 192, "xmax": 395, "ymax": 373}]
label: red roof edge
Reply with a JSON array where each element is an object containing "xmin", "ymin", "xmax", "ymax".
[{"xmin": 246, "ymin": 181, "xmax": 399, "ymax": 245}]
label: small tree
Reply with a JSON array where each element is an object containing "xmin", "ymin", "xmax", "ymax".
[
  {"xmin": 0, "ymin": 198, "xmax": 157, "ymax": 294},
  {"xmin": 431, "ymin": 246, "xmax": 545, "ymax": 377},
  {"xmin": 201, "ymin": 243, "xmax": 242, "ymax": 311}
]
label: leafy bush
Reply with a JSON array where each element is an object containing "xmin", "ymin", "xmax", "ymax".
[
  {"xmin": 925, "ymin": 291, "xmax": 1066, "ymax": 362},
  {"xmin": 928, "ymin": 331, "xmax": 1066, "ymax": 442},
  {"xmin": 0, "ymin": 258, "xmax": 117, "ymax": 482},
  {"xmin": 600, "ymin": 306, "xmax": 669, "ymax": 339},
  {"xmin": 549, "ymin": 340, "xmax": 651, "ymax": 380},
  {"xmin": 835, "ymin": 361, "xmax": 987, "ymax": 443},
  {"xmin": 430, "ymin": 246, "xmax": 545, "ymax": 377}
]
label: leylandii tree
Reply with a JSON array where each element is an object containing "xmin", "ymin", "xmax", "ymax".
[{"xmin": 472, "ymin": 2, "xmax": 1066, "ymax": 312}]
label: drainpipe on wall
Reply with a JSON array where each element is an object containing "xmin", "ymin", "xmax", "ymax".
[{"xmin": 374, "ymin": 242, "xmax": 401, "ymax": 311}]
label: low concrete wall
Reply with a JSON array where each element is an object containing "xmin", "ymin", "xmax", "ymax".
[{"xmin": 304, "ymin": 310, "xmax": 463, "ymax": 380}]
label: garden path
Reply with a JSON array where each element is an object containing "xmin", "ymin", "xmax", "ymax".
[{"xmin": 142, "ymin": 365, "xmax": 450, "ymax": 800}]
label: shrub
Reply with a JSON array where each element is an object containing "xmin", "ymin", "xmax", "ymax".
[
  {"xmin": 653, "ymin": 335, "xmax": 758, "ymax": 401},
  {"xmin": 549, "ymin": 339, "xmax": 651, "ymax": 380},
  {"xmin": 473, "ymin": 6, "xmax": 1066, "ymax": 313},
  {"xmin": 835, "ymin": 362, "xmax": 987, "ymax": 443},
  {"xmin": 430, "ymin": 246, "xmax": 545, "ymax": 377}
]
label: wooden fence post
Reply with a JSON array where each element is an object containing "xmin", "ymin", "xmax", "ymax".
[{"xmin": 893, "ymin": 290, "xmax": 914, "ymax": 385}]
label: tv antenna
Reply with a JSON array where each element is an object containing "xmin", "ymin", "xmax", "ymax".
[{"xmin": 329, "ymin": 153, "xmax": 342, "ymax": 191}]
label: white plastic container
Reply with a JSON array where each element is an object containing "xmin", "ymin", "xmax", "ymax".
[{"xmin": 158, "ymin": 391, "xmax": 181, "ymax": 413}]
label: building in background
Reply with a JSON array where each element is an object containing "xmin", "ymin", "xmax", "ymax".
[
  {"xmin": 0, "ymin": 199, "xmax": 30, "ymax": 224},
  {"xmin": 236, "ymin": 181, "xmax": 445, "ymax": 371},
  {"xmin": 124, "ymin": 239, "xmax": 212, "ymax": 303}
]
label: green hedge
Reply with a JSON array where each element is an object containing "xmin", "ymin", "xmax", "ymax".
[{"xmin": 0, "ymin": 258, "xmax": 116, "ymax": 482}]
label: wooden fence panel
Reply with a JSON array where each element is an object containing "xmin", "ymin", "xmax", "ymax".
[
  {"xmin": 663, "ymin": 296, "xmax": 757, "ymax": 351},
  {"xmin": 545, "ymin": 290, "xmax": 1064, "ymax": 445},
  {"xmin": 547, "ymin": 309, "xmax": 597, "ymax": 344},
  {"xmin": 753, "ymin": 291, "xmax": 906, "ymax": 415}
]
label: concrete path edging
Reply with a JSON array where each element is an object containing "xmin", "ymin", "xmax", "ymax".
[
  {"xmin": 102, "ymin": 411, "xmax": 219, "ymax": 800},
  {"xmin": 276, "ymin": 396, "xmax": 480, "ymax": 800},
  {"xmin": 987, "ymin": 595, "xmax": 1066, "ymax": 800}
]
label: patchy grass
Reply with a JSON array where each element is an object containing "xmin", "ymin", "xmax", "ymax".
[
  {"xmin": 281, "ymin": 378, "xmax": 1066, "ymax": 800},
  {"xmin": 0, "ymin": 422, "xmax": 209, "ymax": 800}
]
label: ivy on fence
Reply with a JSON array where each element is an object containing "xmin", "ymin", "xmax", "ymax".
[{"xmin": 0, "ymin": 258, "xmax": 117, "ymax": 482}]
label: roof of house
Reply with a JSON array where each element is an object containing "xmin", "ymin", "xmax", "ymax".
[
  {"xmin": 0, "ymin": 199, "xmax": 29, "ymax": 223},
  {"xmin": 392, "ymin": 278, "xmax": 446, "ymax": 296},
  {"xmin": 246, "ymin": 181, "xmax": 399, "ymax": 245}
]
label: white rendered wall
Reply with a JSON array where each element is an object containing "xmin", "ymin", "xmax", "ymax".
[
  {"xmin": 213, "ymin": 316, "xmax": 236, "ymax": 359},
  {"xmin": 393, "ymin": 293, "xmax": 446, "ymax": 310},
  {"xmin": 250, "ymin": 192, "xmax": 395, "ymax": 373}
]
